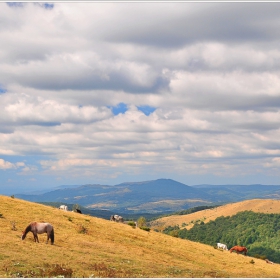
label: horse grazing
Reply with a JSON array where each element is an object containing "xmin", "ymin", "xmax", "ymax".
[
  {"xmin": 110, "ymin": 214, "xmax": 124, "ymax": 223},
  {"xmin": 217, "ymin": 242, "xmax": 228, "ymax": 250},
  {"xmin": 21, "ymin": 222, "xmax": 54, "ymax": 245},
  {"xmin": 59, "ymin": 205, "xmax": 68, "ymax": 211},
  {"xmin": 229, "ymin": 245, "xmax": 247, "ymax": 255}
]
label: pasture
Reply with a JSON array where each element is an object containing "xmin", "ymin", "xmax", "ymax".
[
  {"xmin": 1, "ymin": 196, "xmax": 280, "ymax": 277},
  {"xmin": 150, "ymin": 199, "xmax": 280, "ymax": 231}
]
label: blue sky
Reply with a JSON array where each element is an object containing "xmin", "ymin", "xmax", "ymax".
[{"xmin": 1, "ymin": 2, "xmax": 280, "ymax": 193}]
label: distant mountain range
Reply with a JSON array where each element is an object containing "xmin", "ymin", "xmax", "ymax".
[{"xmin": 13, "ymin": 179, "xmax": 280, "ymax": 214}]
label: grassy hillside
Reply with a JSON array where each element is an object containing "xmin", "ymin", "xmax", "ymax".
[
  {"xmin": 1, "ymin": 196, "xmax": 280, "ymax": 278},
  {"xmin": 150, "ymin": 199, "xmax": 280, "ymax": 231}
]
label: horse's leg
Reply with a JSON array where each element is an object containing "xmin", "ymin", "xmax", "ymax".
[
  {"xmin": 33, "ymin": 233, "xmax": 39, "ymax": 243},
  {"xmin": 46, "ymin": 233, "xmax": 49, "ymax": 244}
]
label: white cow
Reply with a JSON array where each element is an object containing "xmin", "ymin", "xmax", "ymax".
[
  {"xmin": 217, "ymin": 242, "xmax": 228, "ymax": 250},
  {"xmin": 59, "ymin": 205, "xmax": 68, "ymax": 211}
]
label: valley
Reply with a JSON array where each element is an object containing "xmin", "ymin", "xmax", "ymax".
[{"xmin": 14, "ymin": 179, "xmax": 280, "ymax": 214}]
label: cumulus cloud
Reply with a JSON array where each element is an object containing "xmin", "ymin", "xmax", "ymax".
[
  {"xmin": 1, "ymin": 2, "xmax": 280, "ymax": 187},
  {"xmin": 0, "ymin": 158, "xmax": 28, "ymax": 171},
  {"xmin": 0, "ymin": 159, "xmax": 15, "ymax": 170}
]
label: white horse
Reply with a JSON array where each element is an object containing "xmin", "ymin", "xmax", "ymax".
[
  {"xmin": 217, "ymin": 242, "xmax": 228, "ymax": 250},
  {"xmin": 110, "ymin": 214, "xmax": 124, "ymax": 223},
  {"xmin": 59, "ymin": 205, "xmax": 68, "ymax": 211}
]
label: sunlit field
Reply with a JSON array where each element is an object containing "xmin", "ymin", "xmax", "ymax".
[
  {"xmin": 0, "ymin": 196, "xmax": 280, "ymax": 278},
  {"xmin": 150, "ymin": 199, "xmax": 280, "ymax": 230}
]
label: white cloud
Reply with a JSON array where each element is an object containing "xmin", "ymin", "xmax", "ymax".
[
  {"xmin": 1, "ymin": 2, "xmax": 280, "ymax": 187},
  {"xmin": 0, "ymin": 159, "xmax": 15, "ymax": 170}
]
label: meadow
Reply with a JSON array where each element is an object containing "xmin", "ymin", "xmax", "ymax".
[
  {"xmin": 1, "ymin": 196, "xmax": 280, "ymax": 278},
  {"xmin": 150, "ymin": 199, "xmax": 280, "ymax": 230}
]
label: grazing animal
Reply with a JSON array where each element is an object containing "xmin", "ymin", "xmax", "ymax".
[
  {"xmin": 217, "ymin": 242, "xmax": 228, "ymax": 250},
  {"xmin": 76, "ymin": 209, "xmax": 82, "ymax": 214},
  {"xmin": 21, "ymin": 222, "xmax": 54, "ymax": 245},
  {"xmin": 59, "ymin": 205, "xmax": 68, "ymax": 211},
  {"xmin": 229, "ymin": 245, "xmax": 247, "ymax": 255},
  {"xmin": 110, "ymin": 214, "xmax": 124, "ymax": 223},
  {"xmin": 265, "ymin": 259, "xmax": 274, "ymax": 264}
]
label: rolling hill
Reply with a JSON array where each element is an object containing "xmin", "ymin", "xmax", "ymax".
[
  {"xmin": 1, "ymin": 196, "xmax": 280, "ymax": 277},
  {"xmin": 149, "ymin": 199, "xmax": 280, "ymax": 231}
]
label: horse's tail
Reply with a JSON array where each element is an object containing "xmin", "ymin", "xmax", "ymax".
[{"xmin": 50, "ymin": 227, "xmax": 54, "ymax": 244}]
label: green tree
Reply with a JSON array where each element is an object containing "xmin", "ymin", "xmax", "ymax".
[
  {"xmin": 137, "ymin": 216, "xmax": 147, "ymax": 228},
  {"xmin": 73, "ymin": 204, "xmax": 80, "ymax": 212}
]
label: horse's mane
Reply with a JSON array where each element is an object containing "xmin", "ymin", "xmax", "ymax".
[{"xmin": 24, "ymin": 223, "xmax": 32, "ymax": 234}]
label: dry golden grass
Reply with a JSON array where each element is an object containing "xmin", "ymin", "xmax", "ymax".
[
  {"xmin": 1, "ymin": 196, "xmax": 280, "ymax": 278},
  {"xmin": 150, "ymin": 199, "xmax": 280, "ymax": 231}
]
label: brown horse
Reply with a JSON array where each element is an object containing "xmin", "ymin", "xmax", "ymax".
[
  {"xmin": 229, "ymin": 245, "xmax": 247, "ymax": 255},
  {"xmin": 21, "ymin": 222, "xmax": 54, "ymax": 245}
]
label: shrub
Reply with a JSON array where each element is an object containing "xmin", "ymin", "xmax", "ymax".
[
  {"xmin": 137, "ymin": 217, "xmax": 147, "ymax": 228},
  {"xmin": 42, "ymin": 264, "xmax": 73, "ymax": 278},
  {"xmin": 252, "ymin": 254, "xmax": 266, "ymax": 260},
  {"xmin": 89, "ymin": 262, "xmax": 132, "ymax": 278},
  {"xmin": 10, "ymin": 221, "xmax": 17, "ymax": 231},
  {"xmin": 78, "ymin": 224, "xmax": 88, "ymax": 234},
  {"xmin": 7, "ymin": 263, "xmax": 73, "ymax": 278},
  {"xmin": 127, "ymin": 221, "xmax": 136, "ymax": 228},
  {"xmin": 169, "ymin": 229, "xmax": 179, "ymax": 237},
  {"xmin": 140, "ymin": 226, "xmax": 150, "ymax": 232},
  {"xmin": 72, "ymin": 203, "xmax": 81, "ymax": 212}
]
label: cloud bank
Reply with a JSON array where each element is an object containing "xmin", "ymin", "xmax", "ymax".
[{"xmin": 1, "ymin": 2, "xmax": 280, "ymax": 189}]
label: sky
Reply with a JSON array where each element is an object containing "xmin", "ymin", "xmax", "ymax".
[{"xmin": 1, "ymin": 2, "xmax": 280, "ymax": 193}]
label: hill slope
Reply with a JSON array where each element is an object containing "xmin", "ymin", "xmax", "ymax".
[
  {"xmin": 150, "ymin": 199, "xmax": 280, "ymax": 230},
  {"xmin": 1, "ymin": 196, "xmax": 280, "ymax": 277}
]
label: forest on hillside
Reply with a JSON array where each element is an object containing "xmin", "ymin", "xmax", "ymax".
[{"xmin": 162, "ymin": 211, "xmax": 280, "ymax": 263}]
